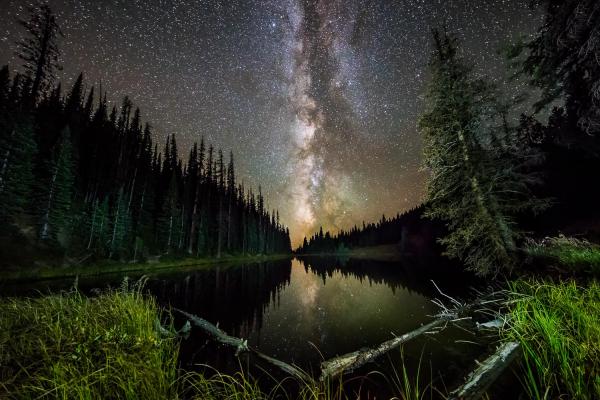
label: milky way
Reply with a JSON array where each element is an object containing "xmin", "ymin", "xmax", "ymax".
[
  {"xmin": 0, "ymin": 0, "xmax": 542, "ymax": 246},
  {"xmin": 284, "ymin": 0, "xmax": 368, "ymax": 242}
]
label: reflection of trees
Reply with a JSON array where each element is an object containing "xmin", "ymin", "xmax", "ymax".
[
  {"xmin": 147, "ymin": 259, "xmax": 292, "ymax": 338},
  {"xmin": 296, "ymin": 256, "xmax": 478, "ymax": 298}
]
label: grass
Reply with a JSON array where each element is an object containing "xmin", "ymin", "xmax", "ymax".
[
  {"xmin": 0, "ymin": 277, "xmax": 179, "ymax": 399},
  {"xmin": 0, "ymin": 278, "xmax": 436, "ymax": 400},
  {"xmin": 502, "ymin": 279, "xmax": 600, "ymax": 400},
  {"xmin": 526, "ymin": 235, "xmax": 600, "ymax": 275},
  {"xmin": 0, "ymin": 253, "xmax": 292, "ymax": 283},
  {"xmin": 388, "ymin": 348, "xmax": 436, "ymax": 400}
]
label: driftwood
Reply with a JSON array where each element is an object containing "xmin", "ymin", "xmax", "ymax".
[
  {"xmin": 173, "ymin": 308, "xmax": 312, "ymax": 382},
  {"xmin": 174, "ymin": 308, "xmax": 249, "ymax": 355},
  {"xmin": 449, "ymin": 341, "xmax": 520, "ymax": 400},
  {"xmin": 319, "ymin": 318, "xmax": 447, "ymax": 381}
]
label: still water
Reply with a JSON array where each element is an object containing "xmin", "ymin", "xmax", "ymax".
[{"xmin": 3, "ymin": 257, "xmax": 498, "ymax": 398}]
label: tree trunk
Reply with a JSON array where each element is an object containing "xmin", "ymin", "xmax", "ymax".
[
  {"xmin": 178, "ymin": 205, "xmax": 185, "ymax": 250},
  {"xmin": 217, "ymin": 195, "xmax": 223, "ymax": 258},
  {"xmin": 167, "ymin": 213, "xmax": 173, "ymax": 252},
  {"xmin": 0, "ymin": 130, "xmax": 14, "ymax": 193},
  {"xmin": 227, "ymin": 194, "xmax": 232, "ymax": 250},
  {"xmin": 188, "ymin": 179, "xmax": 201, "ymax": 254},
  {"xmin": 174, "ymin": 308, "xmax": 313, "ymax": 382},
  {"xmin": 127, "ymin": 167, "xmax": 137, "ymax": 211},
  {"xmin": 86, "ymin": 199, "xmax": 98, "ymax": 249},
  {"xmin": 109, "ymin": 189, "xmax": 122, "ymax": 258},
  {"xmin": 40, "ymin": 166, "xmax": 58, "ymax": 240},
  {"xmin": 320, "ymin": 318, "xmax": 447, "ymax": 381},
  {"xmin": 448, "ymin": 341, "xmax": 520, "ymax": 400}
]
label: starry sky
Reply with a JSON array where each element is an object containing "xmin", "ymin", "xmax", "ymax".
[{"xmin": 0, "ymin": 0, "xmax": 542, "ymax": 246}]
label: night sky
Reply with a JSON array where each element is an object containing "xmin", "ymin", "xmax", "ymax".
[{"xmin": 0, "ymin": 0, "xmax": 542, "ymax": 246}]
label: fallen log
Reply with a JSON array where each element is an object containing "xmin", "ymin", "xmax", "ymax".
[
  {"xmin": 174, "ymin": 308, "xmax": 249, "ymax": 355},
  {"xmin": 319, "ymin": 317, "xmax": 447, "ymax": 381},
  {"xmin": 173, "ymin": 308, "xmax": 313, "ymax": 383},
  {"xmin": 448, "ymin": 341, "xmax": 520, "ymax": 400}
]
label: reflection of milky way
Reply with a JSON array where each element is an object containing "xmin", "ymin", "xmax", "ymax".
[{"xmin": 285, "ymin": 0, "xmax": 367, "ymax": 245}]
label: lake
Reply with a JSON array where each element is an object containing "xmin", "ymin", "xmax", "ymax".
[{"xmin": 2, "ymin": 256, "xmax": 508, "ymax": 398}]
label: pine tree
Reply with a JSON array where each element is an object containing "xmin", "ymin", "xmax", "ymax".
[
  {"xmin": 16, "ymin": 3, "xmax": 63, "ymax": 104},
  {"xmin": 0, "ymin": 117, "xmax": 37, "ymax": 230},
  {"xmin": 157, "ymin": 173, "xmax": 181, "ymax": 254},
  {"xmin": 510, "ymin": 0, "xmax": 600, "ymax": 136},
  {"xmin": 0, "ymin": 65, "xmax": 10, "ymax": 110},
  {"xmin": 108, "ymin": 187, "xmax": 131, "ymax": 259},
  {"xmin": 65, "ymin": 73, "xmax": 83, "ymax": 116},
  {"xmin": 419, "ymin": 30, "xmax": 545, "ymax": 276},
  {"xmin": 38, "ymin": 126, "xmax": 74, "ymax": 243}
]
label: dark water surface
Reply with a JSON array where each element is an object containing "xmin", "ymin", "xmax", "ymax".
[{"xmin": 3, "ymin": 257, "xmax": 509, "ymax": 398}]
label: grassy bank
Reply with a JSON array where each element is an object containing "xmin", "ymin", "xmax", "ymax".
[
  {"xmin": 1, "ymin": 253, "xmax": 292, "ymax": 283},
  {"xmin": 503, "ymin": 279, "xmax": 600, "ymax": 400},
  {"xmin": 0, "ymin": 279, "xmax": 179, "ymax": 399},
  {"xmin": 526, "ymin": 235, "xmax": 600, "ymax": 276}
]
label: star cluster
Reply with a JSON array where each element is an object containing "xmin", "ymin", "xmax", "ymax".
[{"xmin": 0, "ymin": 0, "xmax": 541, "ymax": 246}]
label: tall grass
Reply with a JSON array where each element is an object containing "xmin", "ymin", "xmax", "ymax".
[
  {"xmin": 503, "ymin": 279, "xmax": 600, "ymax": 400},
  {"xmin": 0, "ymin": 278, "xmax": 179, "ymax": 399},
  {"xmin": 382, "ymin": 348, "xmax": 437, "ymax": 400}
]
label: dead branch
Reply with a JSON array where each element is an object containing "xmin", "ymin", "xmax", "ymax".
[
  {"xmin": 449, "ymin": 341, "xmax": 520, "ymax": 400},
  {"xmin": 319, "ymin": 317, "xmax": 447, "ymax": 381},
  {"xmin": 173, "ymin": 308, "xmax": 313, "ymax": 383}
]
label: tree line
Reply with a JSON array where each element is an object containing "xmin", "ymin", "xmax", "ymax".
[
  {"xmin": 298, "ymin": 0, "xmax": 600, "ymax": 277},
  {"xmin": 295, "ymin": 205, "xmax": 427, "ymax": 254},
  {"xmin": 0, "ymin": 3, "xmax": 291, "ymax": 265}
]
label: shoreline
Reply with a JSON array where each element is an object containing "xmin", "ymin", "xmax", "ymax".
[
  {"xmin": 1, "ymin": 253, "xmax": 293, "ymax": 283},
  {"xmin": 296, "ymin": 244, "xmax": 406, "ymax": 262}
]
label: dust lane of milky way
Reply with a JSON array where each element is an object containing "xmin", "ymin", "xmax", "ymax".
[{"xmin": 0, "ymin": 0, "xmax": 541, "ymax": 247}]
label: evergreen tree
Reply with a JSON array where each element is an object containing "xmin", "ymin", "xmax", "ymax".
[
  {"xmin": 0, "ymin": 117, "xmax": 37, "ymax": 230},
  {"xmin": 418, "ymin": 30, "xmax": 545, "ymax": 276},
  {"xmin": 157, "ymin": 173, "xmax": 181, "ymax": 254},
  {"xmin": 0, "ymin": 65, "xmax": 10, "ymax": 110},
  {"xmin": 108, "ymin": 188, "xmax": 131, "ymax": 259},
  {"xmin": 510, "ymin": 0, "xmax": 600, "ymax": 136},
  {"xmin": 16, "ymin": 3, "xmax": 63, "ymax": 104},
  {"xmin": 38, "ymin": 126, "xmax": 74, "ymax": 243}
]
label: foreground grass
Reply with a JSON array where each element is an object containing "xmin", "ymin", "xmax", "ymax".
[
  {"xmin": 503, "ymin": 279, "xmax": 600, "ymax": 400},
  {"xmin": 0, "ymin": 278, "xmax": 180, "ymax": 399},
  {"xmin": 1, "ymin": 253, "xmax": 291, "ymax": 283}
]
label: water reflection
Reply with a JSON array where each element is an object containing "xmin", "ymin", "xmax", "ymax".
[
  {"xmin": 147, "ymin": 260, "xmax": 292, "ymax": 338},
  {"xmin": 298, "ymin": 255, "xmax": 478, "ymax": 298}
]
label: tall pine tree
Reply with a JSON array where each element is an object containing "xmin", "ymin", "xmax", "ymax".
[{"xmin": 419, "ymin": 30, "xmax": 545, "ymax": 276}]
